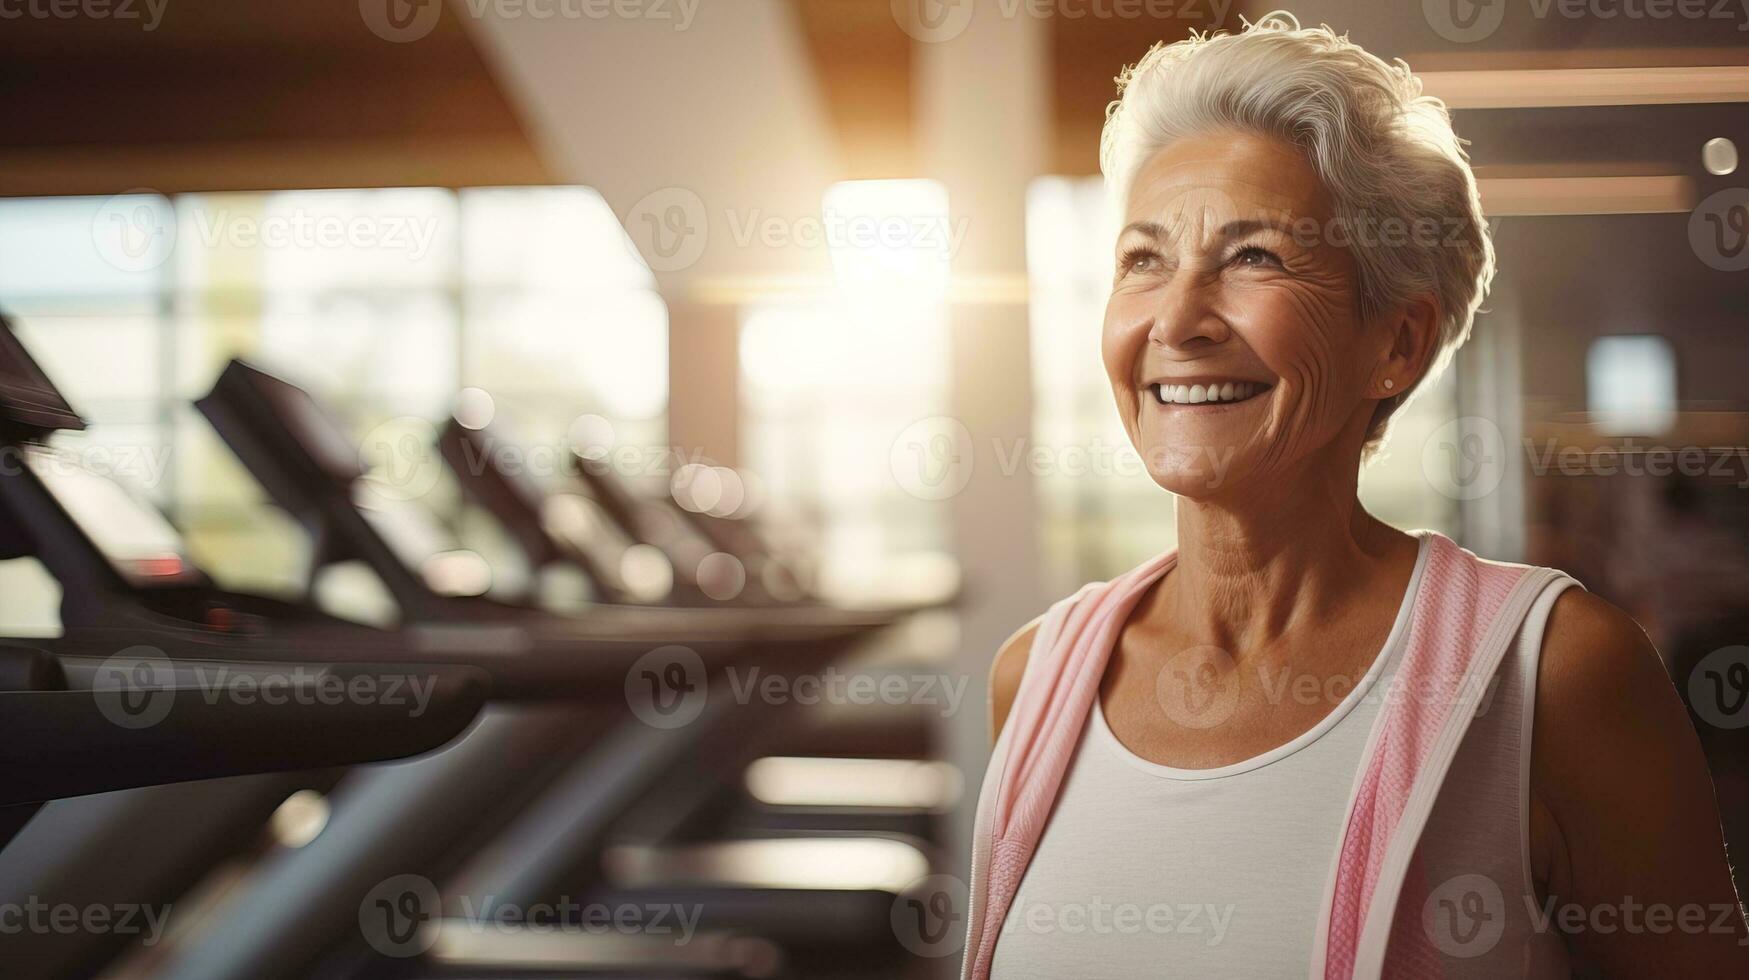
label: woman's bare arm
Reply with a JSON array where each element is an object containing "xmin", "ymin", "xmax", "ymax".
[{"xmin": 1532, "ymin": 589, "xmax": 1749, "ymax": 974}]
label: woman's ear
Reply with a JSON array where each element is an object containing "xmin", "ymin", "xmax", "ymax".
[{"xmin": 1372, "ymin": 294, "xmax": 1440, "ymax": 398}]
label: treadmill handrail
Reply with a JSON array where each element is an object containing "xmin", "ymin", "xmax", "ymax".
[{"xmin": 0, "ymin": 663, "xmax": 487, "ymax": 806}]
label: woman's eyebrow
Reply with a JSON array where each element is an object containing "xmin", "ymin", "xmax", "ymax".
[
  {"xmin": 1118, "ymin": 220, "xmax": 1168, "ymax": 242},
  {"xmin": 1119, "ymin": 215, "xmax": 1295, "ymax": 246},
  {"xmin": 1214, "ymin": 217, "xmax": 1295, "ymax": 241}
]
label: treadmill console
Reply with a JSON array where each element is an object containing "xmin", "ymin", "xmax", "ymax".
[
  {"xmin": 23, "ymin": 446, "xmax": 199, "ymax": 586},
  {"xmin": 0, "ymin": 312, "xmax": 84, "ymax": 441}
]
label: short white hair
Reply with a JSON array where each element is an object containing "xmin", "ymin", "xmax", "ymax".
[{"xmin": 1100, "ymin": 12, "xmax": 1493, "ymax": 456}]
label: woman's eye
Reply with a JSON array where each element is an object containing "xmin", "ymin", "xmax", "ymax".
[
  {"xmin": 1120, "ymin": 249, "xmax": 1159, "ymax": 275},
  {"xmin": 1231, "ymin": 245, "xmax": 1281, "ymax": 268}
]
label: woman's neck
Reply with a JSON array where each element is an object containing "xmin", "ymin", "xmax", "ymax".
[{"xmin": 1160, "ymin": 458, "xmax": 1406, "ymax": 657}]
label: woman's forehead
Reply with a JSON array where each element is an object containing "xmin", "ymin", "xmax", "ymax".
[{"xmin": 1123, "ymin": 131, "xmax": 1334, "ymax": 231}]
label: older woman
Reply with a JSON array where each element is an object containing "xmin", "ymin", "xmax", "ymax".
[{"xmin": 966, "ymin": 15, "xmax": 1747, "ymax": 980}]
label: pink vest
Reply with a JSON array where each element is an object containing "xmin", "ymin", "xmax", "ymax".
[{"xmin": 963, "ymin": 532, "xmax": 1572, "ymax": 980}]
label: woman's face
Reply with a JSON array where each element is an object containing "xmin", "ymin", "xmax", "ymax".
[{"xmin": 1103, "ymin": 128, "xmax": 1390, "ymax": 498}]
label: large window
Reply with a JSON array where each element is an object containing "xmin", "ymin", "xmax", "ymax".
[
  {"xmin": 738, "ymin": 180, "xmax": 957, "ymax": 604},
  {"xmin": 0, "ymin": 187, "xmax": 665, "ymax": 628}
]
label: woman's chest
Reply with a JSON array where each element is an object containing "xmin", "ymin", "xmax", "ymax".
[{"xmin": 987, "ymin": 709, "xmax": 1375, "ymax": 979}]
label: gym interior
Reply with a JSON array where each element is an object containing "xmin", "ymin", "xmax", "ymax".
[{"xmin": 0, "ymin": 1, "xmax": 1746, "ymax": 977}]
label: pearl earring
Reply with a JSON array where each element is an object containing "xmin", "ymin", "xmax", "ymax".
[{"xmin": 1383, "ymin": 379, "xmax": 1395, "ymax": 391}]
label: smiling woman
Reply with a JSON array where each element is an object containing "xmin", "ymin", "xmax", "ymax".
[{"xmin": 968, "ymin": 13, "xmax": 1749, "ymax": 980}]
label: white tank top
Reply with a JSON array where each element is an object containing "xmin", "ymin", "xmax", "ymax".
[{"xmin": 989, "ymin": 534, "xmax": 1575, "ymax": 979}]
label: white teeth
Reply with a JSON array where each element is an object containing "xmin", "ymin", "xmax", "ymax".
[{"xmin": 1152, "ymin": 381, "xmax": 1267, "ymax": 405}]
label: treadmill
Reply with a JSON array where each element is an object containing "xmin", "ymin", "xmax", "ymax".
[
  {"xmin": 0, "ymin": 317, "xmax": 801, "ymax": 979},
  {"xmin": 180, "ymin": 361, "xmax": 933, "ymax": 979},
  {"xmin": 0, "ymin": 317, "xmax": 490, "ymax": 978},
  {"xmin": 437, "ymin": 415, "xmax": 950, "ymax": 842}
]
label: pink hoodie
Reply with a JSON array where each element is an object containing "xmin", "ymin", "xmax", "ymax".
[{"xmin": 962, "ymin": 531, "xmax": 1572, "ymax": 980}]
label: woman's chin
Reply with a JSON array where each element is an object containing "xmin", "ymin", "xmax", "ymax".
[{"xmin": 1141, "ymin": 443, "xmax": 1247, "ymax": 497}]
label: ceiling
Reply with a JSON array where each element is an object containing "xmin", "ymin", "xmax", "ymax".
[{"xmin": 6, "ymin": 0, "xmax": 1745, "ymax": 195}]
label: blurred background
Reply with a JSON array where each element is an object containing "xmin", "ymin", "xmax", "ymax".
[{"xmin": 0, "ymin": 1, "xmax": 1746, "ymax": 977}]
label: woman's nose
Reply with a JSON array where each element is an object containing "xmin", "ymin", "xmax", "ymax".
[{"xmin": 1146, "ymin": 275, "xmax": 1231, "ymax": 351}]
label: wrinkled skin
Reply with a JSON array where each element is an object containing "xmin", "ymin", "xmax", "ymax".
[{"xmin": 1102, "ymin": 128, "xmax": 1424, "ymax": 498}]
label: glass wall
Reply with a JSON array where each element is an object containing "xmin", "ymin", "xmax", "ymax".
[
  {"xmin": 0, "ymin": 187, "xmax": 666, "ymax": 629},
  {"xmin": 737, "ymin": 180, "xmax": 958, "ymax": 604}
]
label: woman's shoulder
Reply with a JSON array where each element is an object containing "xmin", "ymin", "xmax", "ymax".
[
  {"xmin": 987, "ymin": 564, "xmax": 1168, "ymax": 741},
  {"xmin": 1534, "ymin": 586, "xmax": 1667, "ymax": 728},
  {"xmin": 989, "ymin": 615, "xmax": 1045, "ymax": 742}
]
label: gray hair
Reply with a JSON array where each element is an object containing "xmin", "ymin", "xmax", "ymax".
[{"xmin": 1100, "ymin": 12, "xmax": 1493, "ymax": 458}]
